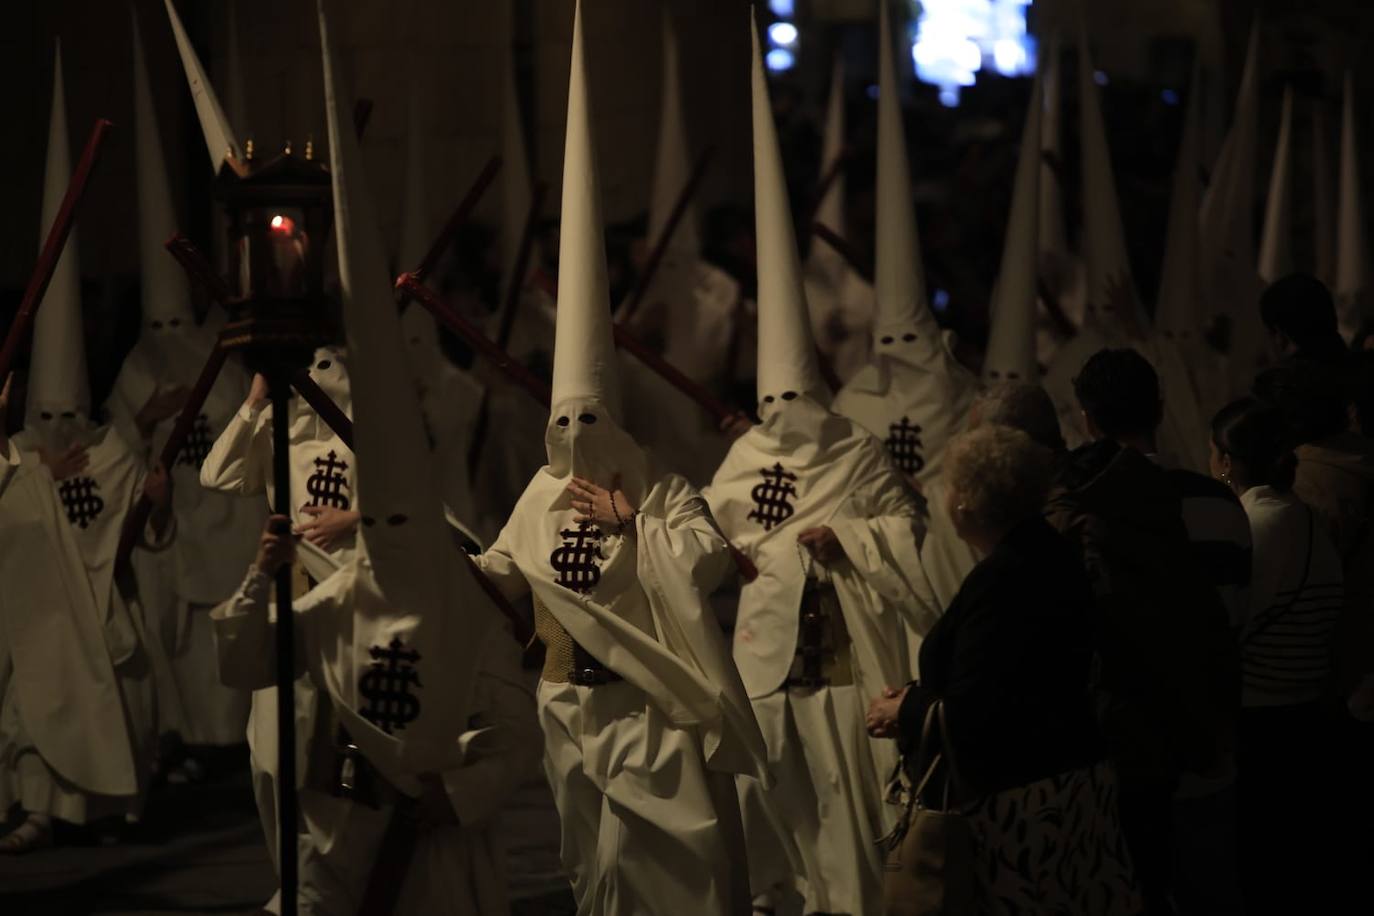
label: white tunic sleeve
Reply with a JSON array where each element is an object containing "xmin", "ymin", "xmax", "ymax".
[
  {"xmin": 440, "ymin": 622, "xmax": 541, "ymax": 826},
  {"xmin": 200, "ymin": 402, "xmax": 270, "ymax": 495},
  {"xmin": 828, "ymin": 451, "xmax": 941, "ymax": 637},
  {"xmin": 473, "ymin": 523, "xmax": 532, "ymax": 603},
  {"xmin": 211, "ymin": 564, "xmax": 325, "ymax": 688}
]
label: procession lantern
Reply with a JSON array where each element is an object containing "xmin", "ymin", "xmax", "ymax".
[
  {"xmin": 214, "ymin": 142, "xmax": 335, "ymax": 374},
  {"xmin": 211, "ymin": 142, "xmax": 336, "ymax": 916}
]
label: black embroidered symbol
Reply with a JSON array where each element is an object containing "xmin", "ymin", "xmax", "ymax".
[
  {"xmin": 58, "ymin": 476, "xmax": 105, "ymax": 529},
  {"xmin": 357, "ymin": 637, "xmax": 423, "ymax": 734},
  {"xmin": 177, "ymin": 413, "xmax": 214, "ymax": 470},
  {"xmin": 304, "ymin": 450, "xmax": 351, "ymax": 510},
  {"xmin": 885, "ymin": 417, "xmax": 926, "ymax": 475},
  {"xmin": 550, "ymin": 520, "xmax": 605, "ymax": 594},
  {"xmin": 748, "ymin": 462, "xmax": 798, "ymax": 531}
]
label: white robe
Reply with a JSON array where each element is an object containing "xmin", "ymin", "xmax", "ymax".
[
  {"xmin": 199, "ymin": 380, "xmax": 356, "ymax": 891},
  {"xmin": 0, "ymin": 432, "xmax": 165, "ymax": 822},
  {"xmin": 107, "ymin": 344, "xmax": 264, "ymax": 745},
  {"xmin": 832, "ymin": 345, "xmax": 978, "ymax": 489},
  {"xmin": 703, "ymin": 404, "xmax": 934, "ymax": 913},
  {"xmin": 476, "ymin": 462, "xmax": 765, "ymax": 916},
  {"xmin": 212, "ymin": 562, "xmax": 540, "ymax": 916}
]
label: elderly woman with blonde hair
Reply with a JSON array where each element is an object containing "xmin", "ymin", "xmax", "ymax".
[{"xmin": 868, "ymin": 425, "xmax": 1142, "ymax": 914}]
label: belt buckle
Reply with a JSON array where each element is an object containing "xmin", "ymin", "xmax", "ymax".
[{"xmin": 571, "ymin": 666, "xmax": 609, "ymax": 687}]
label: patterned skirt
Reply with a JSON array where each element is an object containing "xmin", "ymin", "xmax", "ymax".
[{"xmin": 962, "ymin": 762, "xmax": 1144, "ymax": 915}]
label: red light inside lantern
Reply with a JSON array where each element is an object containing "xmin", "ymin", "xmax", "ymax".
[{"xmin": 270, "ymin": 214, "xmax": 295, "ymax": 234}]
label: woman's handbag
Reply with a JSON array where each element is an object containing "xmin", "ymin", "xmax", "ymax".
[{"xmin": 878, "ymin": 700, "xmax": 975, "ymax": 916}]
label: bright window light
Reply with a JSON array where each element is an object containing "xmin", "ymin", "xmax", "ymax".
[
  {"xmin": 769, "ymin": 0, "xmax": 796, "ymax": 17},
  {"xmin": 768, "ymin": 22, "xmax": 799, "ymax": 47},
  {"xmin": 911, "ymin": 0, "xmax": 1036, "ymax": 107},
  {"xmin": 766, "ymin": 48, "xmax": 796, "ymax": 72}
]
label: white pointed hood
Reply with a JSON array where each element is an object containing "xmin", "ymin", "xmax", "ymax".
[
  {"xmin": 647, "ymin": 6, "xmax": 699, "ymax": 258},
  {"xmin": 544, "ymin": 0, "xmax": 647, "ymax": 490},
  {"xmin": 983, "ymin": 76, "xmax": 1042, "ymax": 384},
  {"xmin": 165, "ymin": 0, "xmax": 242, "ymax": 172},
  {"xmin": 133, "ymin": 9, "xmax": 207, "ymax": 381},
  {"xmin": 1258, "ymin": 86, "xmax": 1295, "ymax": 283},
  {"xmin": 27, "ymin": 40, "xmax": 91, "ymax": 448},
  {"xmin": 320, "ymin": 0, "xmax": 447, "ymax": 613},
  {"xmin": 873, "ymin": 0, "xmax": 944, "ymax": 368},
  {"xmin": 809, "ymin": 53, "xmax": 847, "ymax": 283},
  {"xmin": 1336, "ymin": 71, "xmax": 1368, "ymax": 339},
  {"xmin": 1199, "ymin": 23, "xmax": 1260, "ymax": 295},
  {"xmin": 1076, "ymin": 18, "xmax": 1143, "ymax": 336},
  {"xmin": 499, "ymin": 2, "xmax": 533, "ymax": 298},
  {"xmin": 1038, "ymin": 32, "xmax": 1068, "ymax": 264},
  {"xmin": 751, "ymin": 10, "xmax": 824, "ymax": 408},
  {"xmin": 1155, "ymin": 68, "xmax": 1208, "ymax": 349}
]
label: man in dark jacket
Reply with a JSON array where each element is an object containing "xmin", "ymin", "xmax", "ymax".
[{"xmin": 1048, "ymin": 348, "xmax": 1245, "ymax": 916}]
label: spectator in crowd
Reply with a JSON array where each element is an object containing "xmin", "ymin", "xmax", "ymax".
[
  {"xmin": 1048, "ymin": 348, "xmax": 1243, "ymax": 916},
  {"xmin": 867, "ymin": 425, "xmax": 1141, "ymax": 914},
  {"xmin": 1209, "ymin": 398, "xmax": 1345, "ymax": 916},
  {"xmin": 1258, "ymin": 273, "xmax": 1349, "ymax": 368}
]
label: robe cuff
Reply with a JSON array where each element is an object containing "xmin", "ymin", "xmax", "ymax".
[
  {"xmin": 238, "ymin": 401, "xmax": 266, "ymax": 423},
  {"xmin": 214, "ymin": 566, "xmax": 273, "ymax": 621}
]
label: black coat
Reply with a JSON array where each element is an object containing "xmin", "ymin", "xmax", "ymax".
[{"xmin": 898, "ymin": 517, "xmax": 1103, "ymax": 800}]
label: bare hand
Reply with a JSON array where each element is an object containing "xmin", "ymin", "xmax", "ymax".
[
  {"xmin": 255, "ymin": 514, "xmax": 296, "ymax": 575},
  {"xmin": 143, "ymin": 461, "xmax": 172, "ymax": 509},
  {"xmin": 246, "ymin": 373, "xmax": 270, "ymax": 410},
  {"xmin": 39, "ymin": 443, "xmax": 90, "ymax": 480},
  {"xmin": 719, "ymin": 411, "xmax": 754, "ymax": 441},
  {"xmin": 866, "ymin": 685, "xmax": 908, "ymax": 738},
  {"xmin": 412, "ymin": 773, "xmax": 459, "ymax": 831},
  {"xmin": 567, "ymin": 474, "xmax": 636, "ymax": 531},
  {"xmin": 294, "ymin": 505, "xmax": 360, "ymax": 552},
  {"xmin": 797, "ymin": 526, "xmax": 845, "ymax": 566},
  {"xmin": 137, "ymin": 385, "xmax": 190, "ymax": 437},
  {"xmin": 1102, "ymin": 270, "xmax": 1145, "ymax": 341}
]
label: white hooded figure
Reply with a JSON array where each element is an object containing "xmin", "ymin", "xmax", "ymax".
[
  {"xmin": 396, "ymin": 75, "xmax": 485, "ymax": 534},
  {"xmin": 700, "ymin": 14, "xmax": 933, "ymax": 913},
  {"xmin": 616, "ymin": 6, "xmax": 736, "ymax": 487},
  {"xmin": 804, "ymin": 54, "xmax": 876, "ymax": 384},
  {"xmin": 913, "ymin": 78, "xmax": 1044, "ymax": 625},
  {"xmin": 1034, "ymin": 33, "xmax": 1086, "ymax": 367},
  {"xmin": 0, "ymin": 43, "xmax": 169, "ymax": 852},
  {"xmin": 104, "ymin": 10, "xmax": 265, "ymax": 752},
  {"xmin": 473, "ymin": 4, "xmax": 765, "ymax": 913},
  {"xmin": 1197, "ymin": 23, "xmax": 1269, "ymax": 394},
  {"xmin": 1156, "ymin": 66, "xmax": 1230, "ymax": 419},
  {"xmin": 211, "ymin": 3, "xmax": 541, "ymax": 912},
  {"xmin": 163, "ymin": 0, "xmax": 351, "ymax": 896},
  {"xmin": 1042, "ymin": 20, "xmax": 1208, "ymax": 472},
  {"xmin": 830, "ymin": 4, "xmax": 978, "ymax": 490}
]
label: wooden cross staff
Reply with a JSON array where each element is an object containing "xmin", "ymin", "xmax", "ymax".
[
  {"xmin": 413, "ymin": 156, "xmax": 502, "ymax": 284},
  {"xmin": 396, "ymin": 274, "xmax": 551, "ymax": 408},
  {"xmin": 0, "ymin": 119, "xmax": 114, "ymax": 386}
]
